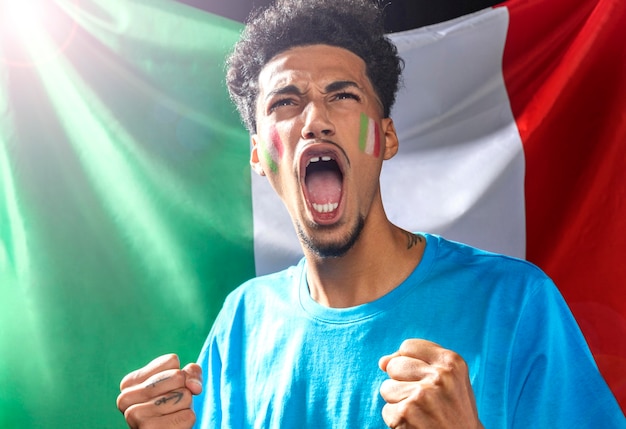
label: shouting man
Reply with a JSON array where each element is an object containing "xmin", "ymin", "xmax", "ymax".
[{"xmin": 117, "ymin": 0, "xmax": 624, "ymax": 427}]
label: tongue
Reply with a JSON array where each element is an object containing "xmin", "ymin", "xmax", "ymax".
[{"xmin": 305, "ymin": 167, "xmax": 342, "ymax": 204}]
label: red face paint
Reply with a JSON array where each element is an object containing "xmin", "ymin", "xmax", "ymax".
[
  {"xmin": 261, "ymin": 125, "xmax": 284, "ymax": 173},
  {"xmin": 270, "ymin": 125, "xmax": 284, "ymax": 159}
]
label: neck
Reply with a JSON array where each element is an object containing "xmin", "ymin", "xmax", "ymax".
[{"xmin": 303, "ymin": 218, "xmax": 425, "ymax": 308}]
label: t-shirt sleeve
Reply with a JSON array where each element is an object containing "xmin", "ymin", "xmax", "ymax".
[
  {"xmin": 506, "ymin": 278, "xmax": 624, "ymax": 427},
  {"xmin": 192, "ymin": 319, "xmax": 224, "ymax": 429}
]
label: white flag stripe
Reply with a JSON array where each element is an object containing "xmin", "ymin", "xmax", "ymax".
[
  {"xmin": 252, "ymin": 7, "xmax": 526, "ymax": 275},
  {"xmin": 251, "ymin": 166, "xmax": 301, "ymax": 273},
  {"xmin": 385, "ymin": 7, "xmax": 526, "ymax": 259}
]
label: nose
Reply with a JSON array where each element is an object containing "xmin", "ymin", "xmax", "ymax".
[{"xmin": 300, "ymin": 102, "xmax": 335, "ymax": 140}]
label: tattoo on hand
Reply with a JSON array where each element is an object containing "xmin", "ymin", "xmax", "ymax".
[
  {"xmin": 154, "ymin": 391, "xmax": 184, "ymax": 406},
  {"xmin": 405, "ymin": 231, "xmax": 423, "ymax": 249},
  {"xmin": 148, "ymin": 376, "xmax": 171, "ymax": 389}
]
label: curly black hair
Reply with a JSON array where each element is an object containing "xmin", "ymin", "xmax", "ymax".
[{"xmin": 225, "ymin": 0, "xmax": 404, "ymax": 133}]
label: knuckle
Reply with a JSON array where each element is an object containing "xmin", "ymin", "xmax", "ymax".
[
  {"xmin": 123, "ymin": 403, "xmax": 145, "ymax": 429},
  {"xmin": 148, "ymin": 354, "xmax": 181, "ymax": 376},
  {"xmin": 120, "ymin": 354, "xmax": 181, "ymax": 392},
  {"xmin": 399, "ymin": 339, "xmax": 415, "ymax": 353},
  {"xmin": 439, "ymin": 349, "xmax": 465, "ymax": 371},
  {"xmin": 173, "ymin": 369, "xmax": 186, "ymax": 384},
  {"xmin": 117, "ymin": 390, "xmax": 136, "ymax": 414},
  {"xmin": 166, "ymin": 369, "xmax": 186, "ymax": 387},
  {"xmin": 161, "ymin": 353, "xmax": 181, "ymax": 368},
  {"xmin": 120, "ymin": 369, "xmax": 141, "ymax": 391}
]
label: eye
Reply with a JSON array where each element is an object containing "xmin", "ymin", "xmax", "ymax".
[
  {"xmin": 333, "ymin": 92, "xmax": 361, "ymax": 102},
  {"xmin": 269, "ymin": 98, "xmax": 296, "ymax": 113}
]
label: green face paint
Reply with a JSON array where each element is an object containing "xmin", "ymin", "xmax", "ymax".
[
  {"xmin": 358, "ymin": 113, "xmax": 381, "ymax": 157},
  {"xmin": 260, "ymin": 142, "xmax": 278, "ymax": 173},
  {"xmin": 260, "ymin": 125, "xmax": 283, "ymax": 173}
]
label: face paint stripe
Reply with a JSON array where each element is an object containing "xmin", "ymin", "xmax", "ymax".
[
  {"xmin": 270, "ymin": 125, "xmax": 283, "ymax": 158},
  {"xmin": 373, "ymin": 119, "xmax": 380, "ymax": 158},
  {"xmin": 260, "ymin": 141, "xmax": 278, "ymax": 173},
  {"xmin": 360, "ymin": 113, "xmax": 380, "ymax": 157},
  {"xmin": 359, "ymin": 112, "xmax": 369, "ymax": 153},
  {"xmin": 367, "ymin": 119, "xmax": 376, "ymax": 155}
]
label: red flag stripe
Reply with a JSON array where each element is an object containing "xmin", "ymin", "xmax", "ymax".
[{"xmin": 500, "ymin": 0, "xmax": 626, "ymax": 410}]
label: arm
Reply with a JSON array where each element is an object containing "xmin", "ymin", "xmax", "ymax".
[
  {"xmin": 379, "ymin": 339, "xmax": 484, "ymax": 429},
  {"xmin": 117, "ymin": 354, "xmax": 203, "ymax": 429}
]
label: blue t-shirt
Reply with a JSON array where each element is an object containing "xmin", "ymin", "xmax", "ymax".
[{"xmin": 194, "ymin": 234, "xmax": 624, "ymax": 428}]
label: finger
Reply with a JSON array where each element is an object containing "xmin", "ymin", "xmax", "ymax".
[
  {"xmin": 381, "ymin": 400, "xmax": 416, "ymax": 429},
  {"xmin": 382, "ymin": 400, "xmax": 433, "ymax": 429},
  {"xmin": 121, "ymin": 354, "xmax": 181, "ymax": 390},
  {"xmin": 118, "ymin": 368, "xmax": 187, "ymax": 413},
  {"xmin": 379, "ymin": 339, "xmax": 442, "ymax": 372},
  {"xmin": 381, "ymin": 401, "xmax": 402, "ymax": 428},
  {"xmin": 385, "ymin": 355, "xmax": 435, "ymax": 381},
  {"xmin": 380, "ymin": 379, "xmax": 420, "ymax": 404},
  {"xmin": 124, "ymin": 389, "xmax": 194, "ymax": 428},
  {"xmin": 397, "ymin": 339, "xmax": 443, "ymax": 363},
  {"xmin": 182, "ymin": 363, "xmax": 203, "ymax": 395},
  {"xmin": 397, "ymin": 339, "xmax": 467, "ymax": 376},
  {"xmin": 378, "ymin": 351, "xmax": 400, "ymax": 372},
  {"xmin": 139, "ymin": 409, "xmax": 196, "ymax": 429}
]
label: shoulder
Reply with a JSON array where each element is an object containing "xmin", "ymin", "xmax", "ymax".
[
  {"xmin": 419, "ymin": 233, "xmax": 557, "ymax": 305},
  {"xmin": 423, "ymin": 233, "xmax": 549, "ymax": 280},
  {"xmin": 230, "ymin": 259, "xmax": 302, "ymax": 296},
  {"xmin": 203, "ymin": 259, "xmax": 306, "ymax": 353},
  {"xmin": 216, "ymin": 258, "xmax": 305, "ymax": 318}
]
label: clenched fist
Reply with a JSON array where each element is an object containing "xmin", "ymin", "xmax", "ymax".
[
  {"xmin": 379, "ymin": 339, "xmax": 483, "ymax": 429},
  {"xmin": 117, "ymin": 354, "xmax": 203, "ymax": 429}
]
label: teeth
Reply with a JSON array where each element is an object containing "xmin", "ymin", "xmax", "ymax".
[
  {"xmin": 306, "ymin": 155, "xmax": 334, "ymax": 167},
  {"xmin": 312, "ymin": 202, "xmax": 339, "ymax": 213}
]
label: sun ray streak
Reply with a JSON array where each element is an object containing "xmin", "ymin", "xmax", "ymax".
[
  {"xmin": 0, "ymin": 59, "xmax": 56, "ymax": 392},
  {"xmin": 21, "ymin": 29, "xmax": 202, "ymax": 311}
]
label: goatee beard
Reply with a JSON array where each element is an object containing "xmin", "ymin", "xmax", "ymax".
[{"xmin": 296, "ymin": 216, "xmax": 365, "ymax": 258}]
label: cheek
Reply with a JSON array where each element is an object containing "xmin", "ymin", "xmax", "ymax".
[
  {"xmin": 261, "ymin": 125, "xmax": 284, "ymax": 173},
  {"xmin": 270, "ymin": 125, "xmax": 284, "ymax": 158},
  {"xmin": 358, "ymin": 113, "xmax": 381, "ymax": 158}
]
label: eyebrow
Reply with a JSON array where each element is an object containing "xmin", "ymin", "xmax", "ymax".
[
  {"xmin": 264, "ymin": 81, "xmax": 363, "ymax": 101},
  {"xmin": 265, "ymin": 85, "xmax": 303, "ymax": 101},
  {"xmin": 322, "ymin": 80, "xmax": 362, "ymax": 94}
]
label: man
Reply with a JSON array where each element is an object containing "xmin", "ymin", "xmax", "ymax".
[{"xmin": 117, "ymin": 0, "xmax": 625, "ymax": 427}]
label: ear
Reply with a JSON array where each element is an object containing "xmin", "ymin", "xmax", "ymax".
[
  {"xmin": 250, "ymin": 135, "xmax": 266, "ymax": 176},
  {"xmin": 380, "ymin": 118, "xmax": 399, "ymax": 160}
]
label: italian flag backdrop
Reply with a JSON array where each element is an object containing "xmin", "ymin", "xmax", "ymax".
[{"xmin": 0, "ymin": 0, "xmax": 624, "ymax": 426}]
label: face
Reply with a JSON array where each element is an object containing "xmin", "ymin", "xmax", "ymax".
[{"xmin": 251, "ymin": 44, "xmax": 398, "ymax": 258}]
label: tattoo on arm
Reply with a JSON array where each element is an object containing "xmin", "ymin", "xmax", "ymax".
[
  {"xmin": 154, "ymin": 391, "xmax": 184, "ymax": 406},
  {"xmin": 405, "ymin": 231, "xmax": 423, "ymax": 249}
]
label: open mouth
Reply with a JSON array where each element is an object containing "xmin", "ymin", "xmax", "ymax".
[{"xmin": 301, "ymin": 150, "xmax": 345, "ymax": 221}]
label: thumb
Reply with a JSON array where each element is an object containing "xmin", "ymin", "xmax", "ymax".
[{"xmin": 182, "ymin": 363, "xmax": 203, "ymax": 395}]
